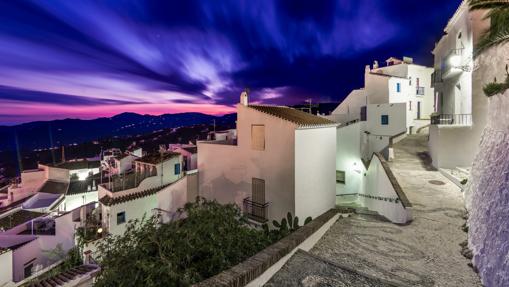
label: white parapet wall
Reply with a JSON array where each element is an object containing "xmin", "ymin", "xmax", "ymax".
[
  {"xmin": 361, "ymin": 153, "xmax": 412, "ymax": 224},
  {"xmin": 246, "ymin": 213, "xmax": 341, "ymax": 287}
]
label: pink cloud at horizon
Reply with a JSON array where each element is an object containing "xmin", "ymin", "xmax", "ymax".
[{"xmin": 0, "ymin": 102, "xmax": 236, "ymax": 125}]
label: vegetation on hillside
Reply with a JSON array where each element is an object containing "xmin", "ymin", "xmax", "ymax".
[{"xmin": 94, "ymin": 198, "xmax": 309, "ymax": 287}]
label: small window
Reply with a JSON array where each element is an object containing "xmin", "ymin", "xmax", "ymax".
[
  {"xmin": 396, "ymin": 83, "xmax": 401, "ymax": 93},
  {"xmin": 174, "ymin": 163, "xmax": 181, "ymax": 175},
  {"xmin": 416, "ymin": 77, "xmax": 420, "ymax": 87},
  {"xmin": 117, "ymin": 212, "xmax": 126, "ymax": 225},
  {"xmin": 409, "ymin": 101, "xmax": 412, "ymax": 111},
  {"xmin": 409, "ymin": 77, "xmax": 412, "ymax": 86},
  {"xmin": 24, "ymin": 264, "xmax": 33, "ymax": 279},
  {"xmin": 251, "ymin": 125, "xmax": 265, "ymax": 151},
  {"xmin": 381, "ymin": 115, "xmax": 389, "ymax": 125},
  {"xmin": 336, "ymin": 170, "xmax": 346, "ymax": 184}
]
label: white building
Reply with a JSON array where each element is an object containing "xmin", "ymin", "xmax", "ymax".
[
  {"xmin": 327, "ymin": 56, "xmax": 434, "ymax": 134},
  {"xmin": 0, "ymin": 203, "xmax": 95, "ymax": 284},
  {"xmin": 97, "ymin": 152, "xmax": 187, "ymax": 236},
  {"xmin": 0, "ymin": 160, "xmax": 101, "ymax": 213},
  {"xmin": 198, "ymin": 92, "xmax": 338, "ymax": 224},
  {"xmin": 174, "ymin": 146, "xmax": 198, "ymax": 171},
  {"xmin": 428, "ymin": 1, "xmax": 490, "ymax": 170}
]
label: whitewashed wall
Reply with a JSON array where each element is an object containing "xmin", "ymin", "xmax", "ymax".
[
  {"xmin": 198, "ymin": 104, "xmax": 297, "ymax": 223},
  {"xmin": 336, "ymin": 122, "xmax": 366, "ymax": 196},
  {"xmin": 294, "ymin": 127, "xmax": 336, "ymax": 220},
  {"xmin": 366, "ymin": 73, "xmax": 390, "ymax": 104},
  {"xmin": 362, "ymin": 155, "xmax": 411, "ymax": 224},
  {"xmin": 63, "ymin": 192, "xmax": 98, "ymax": 212},
  {"xmin": 0, "ymin": 250, "xmax": 13, "ymax": 285}
]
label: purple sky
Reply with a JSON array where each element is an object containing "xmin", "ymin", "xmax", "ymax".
[{"xmin": 0, "ymin": 0, "xmax": 461, "ymax": 125}]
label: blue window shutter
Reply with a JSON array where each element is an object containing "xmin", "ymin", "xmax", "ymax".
[
  {"xmin": 381, "ymin": 115, "xmax": 389, "ymax": 125},
  {"xmin": 396, "ymin": 83, "xmax": 401, "ymax": 92},
  {"xmin": 174, "ymin": 163, "xmax": 181, "ymax": 175}
]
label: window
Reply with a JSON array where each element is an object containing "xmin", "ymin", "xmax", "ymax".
[
  {"xmin": 409, "ymin": 101, "xmax": 412, "ymax": 111},
  {"xmin": 416, "ymin": 77, "xmax": 420, "ymax": 87},
  {"xmin": 396, "ymin": 83, "xmax": 401, "ymax": 93},
  {"xmin": 251, "ymin": 178, "xmax": 266, "ymax": 220},
  {"xmin": 409, "ymin": 77, "xmax": 412, "ymax": 86},
  {"xmin": 251, "ymin": 125, "xmax": 265, "ymax": 151},
  {"xmin": 174, "ymin": 163, "xmax": 181, "ymax": 175},
  {"xmin": 381, "ymin": 115, "xmax": 389, "ymax": 125},
  {"xmin": 117, "ymin": 211, "xmax": 126, "ymax": 225},
  {"xmin": 336, "ymin": 170, "xmax": 346, "ymax": 184},
  {"xmin": 24, "ymin": 264, "xmax": 33, "ymax": 279}
]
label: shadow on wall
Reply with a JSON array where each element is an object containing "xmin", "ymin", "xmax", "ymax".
[{"xmin": 203, "ymin": 173, "xmax": 250, "ymax": 207}]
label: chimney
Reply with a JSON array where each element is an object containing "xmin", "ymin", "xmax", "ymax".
[
  {"xmin": 373, "ymin": 60, "xmax": 379, "ymax": 69},
  {"xmin": 240, "ymin": 89, "xmax": 249, "ymax": 106}
]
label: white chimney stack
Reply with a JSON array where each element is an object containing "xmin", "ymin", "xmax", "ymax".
[{"xmin": 240, "ymin": 89, "xmax": 249, "ymax": 106}]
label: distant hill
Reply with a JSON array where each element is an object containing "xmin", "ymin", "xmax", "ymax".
[{"xmin": 0, "ymin": 112, "xmax": 236, "ymax": 152}]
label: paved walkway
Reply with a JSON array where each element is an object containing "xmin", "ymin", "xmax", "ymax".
[{"xmin": 267, "ymin": 134, "xmax": 481, "ymax": 287}]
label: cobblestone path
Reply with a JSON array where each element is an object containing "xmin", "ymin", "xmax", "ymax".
[{"xmin": 267, "ymin": 135, "xmax": 481, "ymax": 287}]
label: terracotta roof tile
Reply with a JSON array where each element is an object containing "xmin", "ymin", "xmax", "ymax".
[
  {"xmin": 248, "ymin": 105, "xmax": 336, "ymax": 127},
  {"xmin": 99, "ymin": 181, "xmax": 177, "ymax": 206}
]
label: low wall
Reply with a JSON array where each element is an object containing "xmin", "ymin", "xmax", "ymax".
[
  {"xmin": 194, "ymin": 209, "xmax": 338, "ymax": 287},
  {"xmin": 361, "ymin": 153, "xmax": 412, "ymax": 224}
]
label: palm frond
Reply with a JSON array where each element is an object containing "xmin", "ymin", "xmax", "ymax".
[
  {"xmin": 475, "ymin": 29, "xmax": 509, "ymax": 55},
  {"xmin": 469, "ymin": 0, "xmax": 509, "ymax": 10}
]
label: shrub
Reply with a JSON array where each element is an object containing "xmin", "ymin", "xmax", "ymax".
[
  {"xmin": 94, "ymin": 198, "xmax": 275, "ymax": 287},
  {"xmin": 483, "ymin": 65, "xmax": 509, "ymax": 97}
]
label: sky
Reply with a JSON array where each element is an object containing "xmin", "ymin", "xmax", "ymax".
[{"xmin": 0, "ymin": 0, "xmax": 462, "ymax": 125}]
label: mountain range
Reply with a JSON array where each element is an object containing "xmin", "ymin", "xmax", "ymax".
[{"xmin": 0, "ymin": 112, "xmax": 236, "ymax": 152}]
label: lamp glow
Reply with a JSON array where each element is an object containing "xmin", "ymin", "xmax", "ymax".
[{"xmin": 449, "ymin": 54, "xmax": 461, "ymax": 67}]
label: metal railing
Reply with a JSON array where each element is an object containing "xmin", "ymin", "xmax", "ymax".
[
  {"xmin": 431, "ymin": 114, "xmax": 472, "ymax": 125},
  {"xmin": 416, "ymin": 87, "xmax": 425, "ymax": 95},
  {"xmin": 243, "ymin": 197, "xmax": 269, "ymax": 223},
  {"xmin": 431, "ymin": 69, "xmax": 443, "ymax": 87}
]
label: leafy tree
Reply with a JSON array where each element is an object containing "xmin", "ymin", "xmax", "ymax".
[{"xmin": 94, "ymin": 198, "xmax": 274, "ymax": 287}]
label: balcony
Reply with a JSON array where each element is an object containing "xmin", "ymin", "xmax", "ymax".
[
  {"xmin": 441, "ymin": 48, "xmax": 467, "ymax": 80},
  {"xmin": 431, "ymin": 69, "xmax": 443, "ymax": 87},
  {"xmin": 243, "ymin": 197, "xmax": 269, "ymax": 223},
  {"xmin": 431, "ymin": 114, "xmax": 472, "ymax": 126},
  {"xmin": 416, "ymin": 87, "xmax": 425, "ymax": 96}
]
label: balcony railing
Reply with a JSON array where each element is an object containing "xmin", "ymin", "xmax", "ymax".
[
  {"xmin": 431, "ymin": 114, "xmax": 472, "ymax": 126},
  {"xmin": 431, "ymin": 69, "xmax": 443, "ymax": 87},
  {"xmin": 243, "ymin": 197, "xmax": 269, "ymax": 223},
  {"xmin": 416, "ymin": 87, "xmax": 425, "ymax": 95}
]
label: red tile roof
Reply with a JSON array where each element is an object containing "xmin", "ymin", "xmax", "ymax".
[{"xmin": 248, "ymin": 105, "xmax": 336, "ymax": 127}]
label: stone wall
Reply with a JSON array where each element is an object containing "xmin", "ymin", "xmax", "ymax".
[
  {"xmin": 467, "ymin": 90, "xmax": 509, "ymax": 286},
  {"xmin": 193, "ymin": 209, "xmax": 338, "ymax": 287}
]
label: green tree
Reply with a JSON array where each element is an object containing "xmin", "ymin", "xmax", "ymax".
[
  {"xmin": 469, "ymin": 0, "xmax": 509, "ymax": 54},
  {"xmin": 94, "ymin": 198, "xmax": 273, "ymax": 287}
]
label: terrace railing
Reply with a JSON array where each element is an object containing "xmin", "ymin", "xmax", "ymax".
[
  {"xmin": 431, "ymin": 114, "xmax": 472, "ymax": 126},
  {"xmin": 243, "ymin": 197, "xmax": 269, "ymax": 223}
]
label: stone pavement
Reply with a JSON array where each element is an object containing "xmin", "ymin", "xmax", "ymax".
[{"xmin": 266, "ymin": 134, "xmax": 482, "ymax": 287}]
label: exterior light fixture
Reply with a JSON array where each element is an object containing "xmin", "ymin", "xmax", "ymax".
[
  {"xmin": 97, "ymin": 227, "xmax": 103, "ymax": 234},
  {"xmin": 449, "ymin": 54, "xmax": 461, "ymax": 67}
]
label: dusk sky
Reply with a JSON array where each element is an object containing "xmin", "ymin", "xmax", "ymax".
[{"xmin": 0, "ymin": 0, "xmax": 462, "ymax": 125}]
